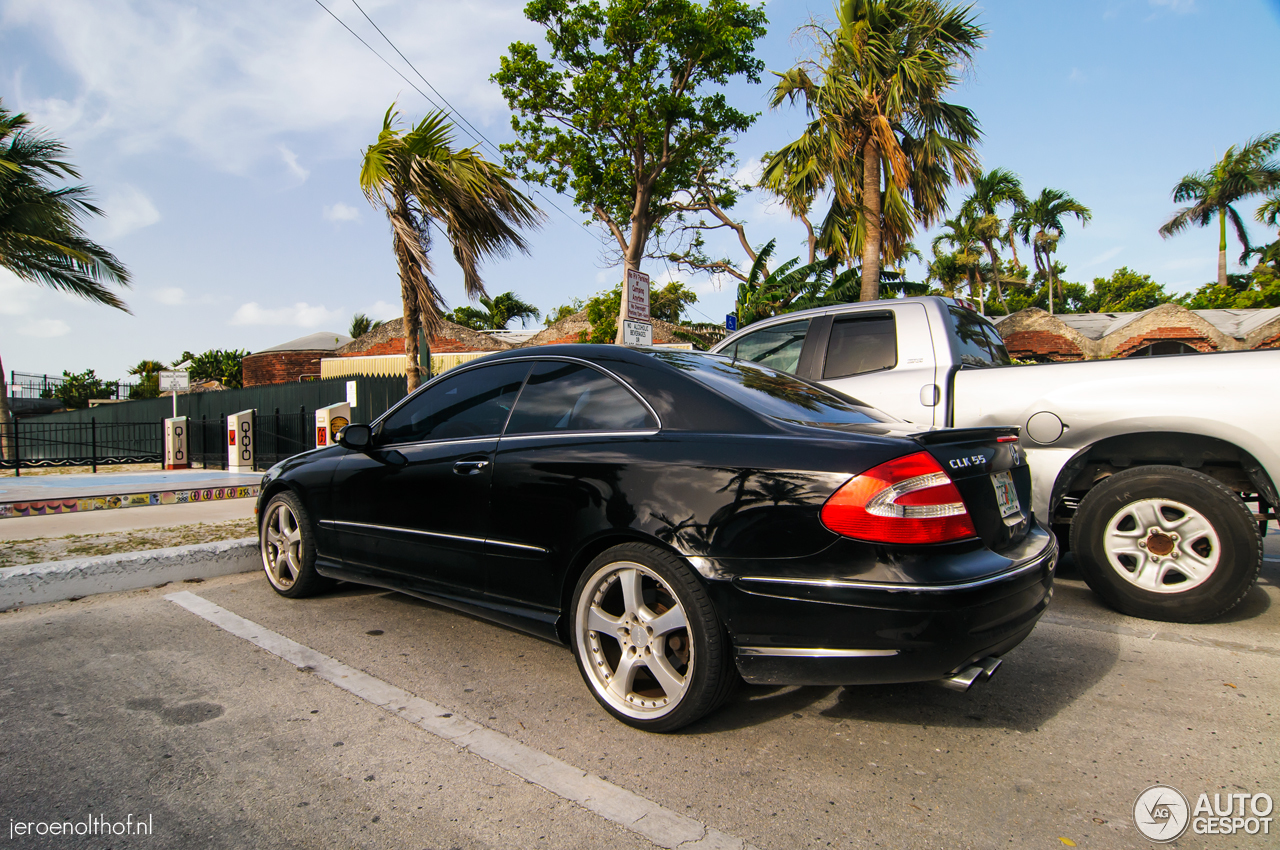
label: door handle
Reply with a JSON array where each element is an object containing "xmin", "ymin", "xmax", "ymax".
[{"xmin": 453, "ymin": 459, "xmax": 490, "ymax": 475}]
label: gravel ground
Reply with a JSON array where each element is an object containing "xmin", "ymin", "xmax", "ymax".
[{"xmin": 0, "ymin": 518, "xmax": 256, "ymax": 567}]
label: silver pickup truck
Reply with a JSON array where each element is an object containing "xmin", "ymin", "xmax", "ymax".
[{"xmin": 711, "ymin": 295, "xmax": 1279, "ymax": 623}]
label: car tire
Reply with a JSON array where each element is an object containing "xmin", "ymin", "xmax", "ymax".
[
  {"xmin": 570, "ymin": 543, "xmax": 737, "ymax": 732},
  {"xmin": 1071, "ymin": 466, "xmax": 1261, "ymax": 623},
  {"xmin": 260, "ymin": 491, "xmax": 331, "ymax": 598}
]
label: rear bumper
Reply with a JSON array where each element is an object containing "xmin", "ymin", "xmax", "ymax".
[{"xmin": 707, "ymin": 525, "xmax": 1058, "ymax": 686}]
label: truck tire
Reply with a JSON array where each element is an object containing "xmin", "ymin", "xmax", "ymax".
[{"xmin": 1071, "ymin": 466, "xmax": 1261, "ymax": 622}]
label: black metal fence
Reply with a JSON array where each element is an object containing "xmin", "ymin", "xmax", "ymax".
[
  {"xmin": 186, "ymin": 416, "xmax": 228, "ymax": 471},
  {"xmin": 255, "ymin": 411, "xmax": 316, "ymax": 467},
  {"xmin": 0, "ymin": 419, "xmax": 162, "ymax": 473},
  {"xmin": 8, "ymin": 370, "xmax": 138, "ymax": 401}
]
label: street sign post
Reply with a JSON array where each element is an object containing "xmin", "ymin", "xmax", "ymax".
[
  {"xmin": 726, "ymin": 314, "xmax": 738, "ymax": 332},
  {"xmin": 159, "ymin": 370, "xmax": 190, "ymax": 420},
  {"xmin": 622, "ymin": 320, "xmax": 653, "ymax": 346},
  {"xmin": 616, "ymin": 268, "xmax": 653, "ymax": 346}
]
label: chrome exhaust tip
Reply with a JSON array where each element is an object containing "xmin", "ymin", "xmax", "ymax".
[{"xmin": 938, "ymin": 656, "xmax": 1002, "ymax": 692}]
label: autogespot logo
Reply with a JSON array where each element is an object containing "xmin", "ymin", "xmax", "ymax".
[{"xmin": 1134, "ymin": 785, "xmax": 1190, "ymax": 843}]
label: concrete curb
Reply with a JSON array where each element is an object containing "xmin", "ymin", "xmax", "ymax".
[{"xmin": 0, "ymin": 537, "xmax": 260, "ymax": 611}]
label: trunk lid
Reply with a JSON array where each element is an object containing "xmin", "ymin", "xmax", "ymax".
[{"xmin": 912, "ymin": 427, "xmax": 1033, "ymax": 552}]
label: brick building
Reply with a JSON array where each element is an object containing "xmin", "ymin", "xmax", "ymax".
[
  {"xmin": 241, "ymin": 331, "xmax": 353, "ymax": 386},
  {"xmin": 994, "ymin": 304, "xmax": 1280, "ymax": 361}
]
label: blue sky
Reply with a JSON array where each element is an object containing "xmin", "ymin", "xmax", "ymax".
[{"xmin": 2, "ymin": 0, "xmax": 1278, "ymax": 381}]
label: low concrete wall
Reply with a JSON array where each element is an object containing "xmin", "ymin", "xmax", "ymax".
[{"xmin": 0, "ymin": 538, "xmax": 259, "ymax": 611}]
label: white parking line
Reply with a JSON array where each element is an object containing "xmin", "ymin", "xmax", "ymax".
[{"xmin": 165, "ymin": 590, "xmax": 756, "ymax": 850}]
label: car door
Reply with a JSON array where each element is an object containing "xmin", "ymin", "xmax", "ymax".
[
  {"xmin": 486, "ymin": 359, "xmax": 659, "ymax": 614},
  {"xmin": 328, "ymin": 360, "xmax": 531, "ymax": 598}
]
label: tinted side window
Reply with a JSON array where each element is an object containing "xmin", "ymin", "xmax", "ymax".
[
  {"xmin": 948, "ymin": 306, "xmax": 1000, "ymax": 367},
  {"xmin": 730, "ymin": 319, "xmax": 810, "ymax": 374},
  {"xmin": 824, "ymin": 313, "xmax": 897, "ymax": 378},
  {"xmin": 379, "ymin": 362, "xmax": 530, "ymax": 444},
  {"xmin": 505, "ymin": 361, "xmax": 656, "ymax": 434}
]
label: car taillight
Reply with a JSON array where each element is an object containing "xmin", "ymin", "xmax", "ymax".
[{"xmin": 821, "ymin": 451, "xmax": 977, "ymax": 544}]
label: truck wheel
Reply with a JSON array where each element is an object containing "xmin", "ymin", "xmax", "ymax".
[{"xmin": 1071, "ymin": 466, "xmax": 1261, "ymax": 623}]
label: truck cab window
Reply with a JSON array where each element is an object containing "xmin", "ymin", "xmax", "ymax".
[
  {"xmin": 729, "ymin": 319, "xmax": 810, "ymax": 374},
  {"xmin": 824, "ymin": 313, "xmax": 897, "ymax": 378},
  {"xmin": 948, "ymin": 306, "xmax": 1008, "ymax": 367}
]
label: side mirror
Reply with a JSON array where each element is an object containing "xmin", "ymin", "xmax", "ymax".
[{"xmin": 337, "ymin": 423, "xmax": 372, "ymax": 451}]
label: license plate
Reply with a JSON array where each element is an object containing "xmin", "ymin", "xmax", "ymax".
[{"xmin": 991, "ymin": 470, "xmax": 1021, "ymax": 518}]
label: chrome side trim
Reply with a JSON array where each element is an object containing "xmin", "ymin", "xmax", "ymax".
[
  {"xmin": 737, "ymin": 647, "xmax": 899, "ymax": 658},
  {"xmin": 485, "ymin": 538, "xmax": 549, "ymax": 554},
  {"xmin": 497, "ymin": 430, "xmax": 660, "ymax": 442},
  {"xmin": 330, "ymin": 520, "xmax": 485, "ymax": 545},
  {"xmin": 738, "ymin": 552, "xmax": 1051, "ymax": 594},
  {"xmin": 324, "ymin": 520, "xmax": 547, "ymax": 554}
]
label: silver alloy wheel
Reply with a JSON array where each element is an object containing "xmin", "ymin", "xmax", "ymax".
[
  {"xmin": 1101, "ymin": 497, "xmax": 1220, "ymax": 594},
  {"xmin": 574, "ymin": 560, "xmax": 693, "ymax": 721},
  {"xmin": 261, "ymin": 500, "xmax": 304, "ymax": 591}
]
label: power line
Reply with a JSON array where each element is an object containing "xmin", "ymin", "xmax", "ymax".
[
  {"xmin": 347, "ymin": 0, "xmax": 502, "ymax": 160},
  {"xmin": 308, "ymin": 0, "xmax": 488, "ymax": 149},
  {"xmin": 316, "ymin": 0, "xmax": 594, "ymax": 237}
]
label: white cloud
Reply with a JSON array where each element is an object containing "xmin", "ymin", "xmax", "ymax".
[
  {"xmin": 323, "ymin": 202, "xmax": 360, "ymax": 222},
  {"xmin": 152, "ymin": 286, "xmax": 186, "ymax": 305},
  {"xmin": 4, "ymin": 0, "xmax": 534, "ymax": 173},
  {"xmin": 363, "ymin": 300, "xmax": 403, "ymax": 321},
  {"xmin": 231, "ymin": 301, "xmax": 343, "ymax": 328},
  {"xmin": 1067, "ymin": 67, "xmax": 1086, "ymax": 83},
  {"xmin": 279, "ymin": 145, "xmax": 308, "ymax": 181},
  {"xmin": 733, "ymin": 158, "xmax": 764, "ymax": 187},
  {"xmin": 1084, "ymin": 246, "xmax": 1124, "ymax": 267},
  {"xmin": 0, "ymin": 269, "xmax": 40, "ymax": 315},
  {"xmin": 1161, "ymin": 257, "xmax": 1204, "ymax": 270},
  {"xmin": 19, "ymin": 318, "xmax": 70, "ymax": 337},
  {"xmin": 98, "ymin": 184, "xmax": 160, "ymax": 239},
  {"xmin": 1149, "ymin": 0, "xmax": 1195, "ymax": 13}
]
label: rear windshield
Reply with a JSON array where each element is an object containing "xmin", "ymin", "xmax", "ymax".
[{"xmin": 647, "ymin": 349, "xmax": 893, "ymax": 426}]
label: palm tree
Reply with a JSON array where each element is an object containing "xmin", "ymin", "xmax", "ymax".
[
  {"xmin": 1011, "ymin": 188, "xmax": 1091, "ymax": 315},
  {"xmin": 349, "ymin": 312, "xmax": 375, "ymax": 338},
  {"xmin": 766, "ymin": 0, "xmax": 984, "ymax": 301},
  {"xmin": 1159, "ymin": 133, "xmax": 1280, "ymax": 288},
  {"xmin": 360, "ymin": 107, "xmax": 541, "ymax": 391},
  {"xmin": 931, "ymin": 216, "xmax": 985, "ymax": 309},
  {"xmin": 450, "ymin": 291, "xmax": 541, "ymax": 330},
  {"xmin": 0, "ymin": 102, "xmax": 130, "ymax": 460},
  {"xmin": 960, "ymin": 168, "xmax": 1025, "ymax": 313}
]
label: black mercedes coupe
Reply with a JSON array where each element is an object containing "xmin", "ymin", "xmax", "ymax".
[{"xmin": 256, "ymin": 345, "xmax": 1057, "ymax": 731}]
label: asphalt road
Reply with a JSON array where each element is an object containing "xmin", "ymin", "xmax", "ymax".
[{"xmin": 2, "ymin": 553, "xmax": 1276, "ymax": 850}]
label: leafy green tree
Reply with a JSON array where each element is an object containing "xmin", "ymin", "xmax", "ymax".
[
  {"xmin": 766, "ymin": 0, "xmax": 985, "ymax": 301},
  {"xmin": 0, "ymin": 101, "xmax": 129, "ymax": 458},
  {"xmin": 449, "ymin": 292, "xmax": 541, "ymax": 330},
  {"xmin": 1084, "ymin": 267, "xmax": 1172, "ymax": 312},
  {"xmin": 650, "ymin": 282, "xmax": 700, "ymax": 324},
  {"xmin": 53, "ymin": 369, "xmax": 115, "ymax": 410},
  {"xmin": 544, "ymin": 298, "xmax": 585, "ymax": 326},
  {"xmin": 1159, "ymin": 133, "xmax": 1280, "ymax": 288},
  {"xmin": 177, "ymin": 350, "xmax": 248, "ymax": 389},
  {"xmin": 127, "ymin": 359, "xmax": 165, "ymax": 400},
  {"xmin": 494, "ymin": 0, "xmax": 767, "ymax": 341},
  {"xmin": 960, "ymin": 168, "xmax": 1026, "ymax": 313},
  {"xmin": 580, "ymin": 286, "xmax": 623, "ymax": 345},
  {"xmin": 1010, "ymin": 188, "xmax": 1091, "ymax": 315},
  {"xmin": 360, "ymin": 107, "xmax": 541, "ymax": 390}
]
